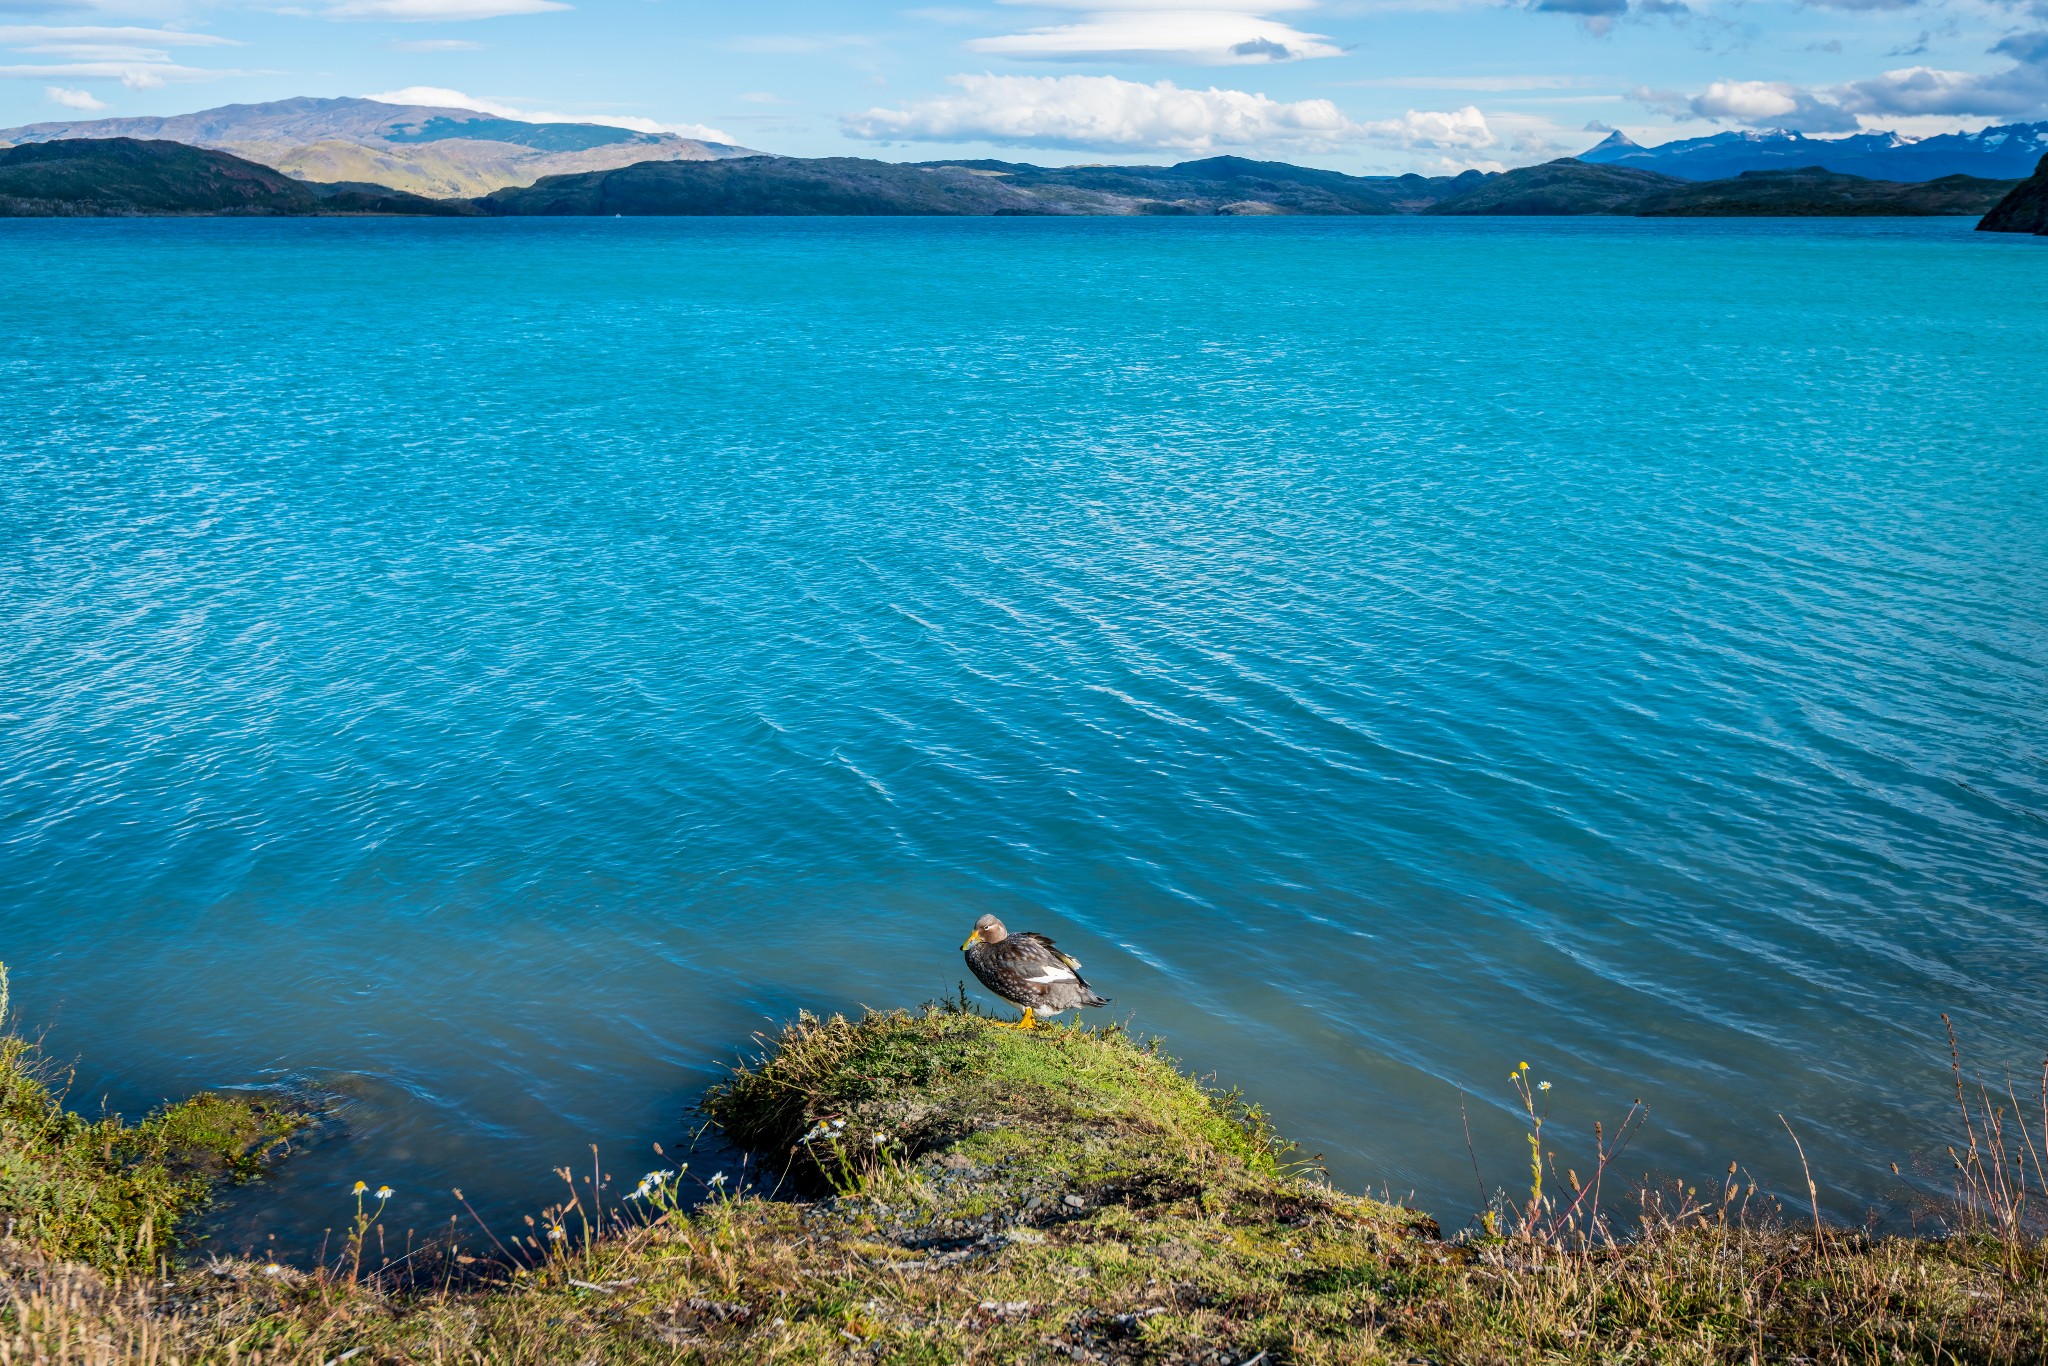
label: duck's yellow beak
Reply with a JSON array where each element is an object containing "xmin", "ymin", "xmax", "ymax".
[{"xmin": 961, "ymin": 929, "xmax": 982, "ymax": 950}]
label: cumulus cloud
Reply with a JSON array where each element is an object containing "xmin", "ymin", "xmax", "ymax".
[
  {"xmin": 844, "ymin": 72, "xmax": 1354, "ymax": 148},
  {"xmin": 1839, "ymin": 66, "xmax": 2040, "ymax": 117},
  {"xmin": 843, "ymin": 71, "xmax": 1503, "ymax": 163},
  {"xmin": 43, "ymin": 83, "xmax": 103, "ymax": 107},
  {"xmin": 327, "ymin": 0, "xmax": 568, "ymax": 20},
  {"xmin": 1654, "ymin": 32, "xmax": 2048, "ymax": 131},
  {"xmin": 1836, "ymin": 38, "xmax": 2048, "ymax": 117},
  {"xmin": 966, "ymin": 0, "xmax": 1341, "ymax": 64},
  {"xmin": 1359, "ymin": 104, "xmax": 1496, "ymax": 148},
  {"xmin": 362, "ymin": 85, "xmax": 734, "ymax": 141},
  {"xmin": 1688, "ymin": 78, "xmax": 1862, "ymax": 131}
]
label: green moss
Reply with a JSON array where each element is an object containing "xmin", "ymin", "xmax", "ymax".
[
  {"xmin": 0, "ymin": 1034, "xmax": 306, "ymax": 1270},
  {"xmin": 701, "ymin": 1004, "xmax": 1291, "ymax": 1202}
]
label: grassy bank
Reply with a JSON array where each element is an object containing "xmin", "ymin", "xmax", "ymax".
[
  {"xmin": 0, "ymin": 967, "xmax": 305, "ymax": 1274},
  {"xmin": 1, "ymin": 1000, "xmax": 2044, "ymax": 1362}
]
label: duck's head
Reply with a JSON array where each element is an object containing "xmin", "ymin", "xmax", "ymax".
[{"xmin": 961, "ymin": 914, "xmax": 1008, "ymax": 950}]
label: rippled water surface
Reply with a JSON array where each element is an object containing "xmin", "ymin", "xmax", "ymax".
[{"xmin": 3, "ymin": 216, "xmax": 2045, "ymax": 1248}]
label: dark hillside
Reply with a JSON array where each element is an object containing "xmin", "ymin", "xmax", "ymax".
[
  {"xmin": 0, "ymin": 138, "xmax": 319, "ymax": 216},
  {"xmin": 1424, "ymin": 157, "xmax": 2015, "ymax": 218},
  {"xmin": 1004, "ymin": 155, "xmax": 1403, "ymax": 213},
  {"xmin": 1977, "ymin": 153, "xmax": 2048, "ymax": 233},
  {"xmin": 481, "ymin": 156, "xmax": 1043, "ymax": 215},
  {"xmin": 1638, "ymin": 167, "xmax": 2016, "ymax": 217},
  {"xmin": 480, "ymin": 153, "xmax": 1415, "ymax": 216},
  {"xmin": 1423, "ymin": 159, "xmax": 1681, "ymax": 214}
]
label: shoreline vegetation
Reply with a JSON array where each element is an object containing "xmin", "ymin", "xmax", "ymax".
[
  {"xmin": 3, "ymin": 138, "xmax": 2045, "ymax": 232},
  {"xmin": 1, "ymin": 975, "xmax": 2044, "ymax": 1363}
]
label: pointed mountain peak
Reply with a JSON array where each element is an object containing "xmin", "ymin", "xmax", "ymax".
[{"xmin": 1578, "ymin": 129, "xmax": 1643, "ymax": 162}]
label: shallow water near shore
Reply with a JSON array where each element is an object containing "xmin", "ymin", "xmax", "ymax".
[{"xmin": 3, "ymin": 214, "xmax": 2045, "ymax": 1253}]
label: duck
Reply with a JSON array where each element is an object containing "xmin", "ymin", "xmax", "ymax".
[{"xmin": 960, "ymin": 914, "xmax": 1108, "ymax": 1029}]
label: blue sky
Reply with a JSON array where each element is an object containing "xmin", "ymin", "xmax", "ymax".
[{"xmin": 4, "ymin": 0, "xmax": 2047, "ymax": 170}]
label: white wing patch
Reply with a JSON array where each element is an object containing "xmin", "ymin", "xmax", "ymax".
[{"xmin": 1025, "ymin": 966, "xmax": 1077, "ymax": 984}]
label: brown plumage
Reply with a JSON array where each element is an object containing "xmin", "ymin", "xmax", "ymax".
[{"xmin": 960, "ymin": 913, "xmax": 1108, "ymax": 1029}]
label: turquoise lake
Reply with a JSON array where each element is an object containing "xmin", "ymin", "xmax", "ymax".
[{"xmin": 2, "ymin": 215, "xmax": 2045, "ymax": 1250}]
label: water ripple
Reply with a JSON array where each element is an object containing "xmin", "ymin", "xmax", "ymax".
[{"xmin": 1, "ymin": 217, "xmax": 2044, "ymax": 1248}]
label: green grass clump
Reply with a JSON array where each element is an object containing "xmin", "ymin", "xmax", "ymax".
[
  {"xmin": 702, "ymin": 1002, "xmax": 1292, "ymax": 1197},
  {"xmin": 0, "ymin": 1013, "xmax": 305, "ymax": 1269}
]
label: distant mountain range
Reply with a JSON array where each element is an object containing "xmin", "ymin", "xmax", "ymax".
[
  {"xmin": 0, "ymin": 97, "xmax": 756, "ymax": 198},
  {"xmin": 5, "ymin": 138, "xmax": 2015, "ymax": 222},
  {"xmin": 1580, "ymin": 123, "xmax": 2048, "ymax": 182}
]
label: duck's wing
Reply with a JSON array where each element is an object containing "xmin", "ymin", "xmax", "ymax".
[
  {"xmin": 1009, "ymin": 933, "xmax": 1107, "ymax": 1008},
  {"xmin": 1012, "ymin": 933, "xmax": 1085, "ymax": 974}
]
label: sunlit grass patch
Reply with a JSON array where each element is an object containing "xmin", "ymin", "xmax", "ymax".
[{"xmin": 701, "ymin": 1000, "xmax": 1295, "ymax": 1201}]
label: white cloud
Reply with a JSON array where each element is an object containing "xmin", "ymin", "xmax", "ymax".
[
  {"xmin": 844, "ymin": 72, "xmax": 1353, "ymax": 148},
  {"xmin": 966, "ymin": 0, "xmax": 1340, "ymax": 64},
  {"xmin": 0, "ymin": 61, "xmax": 225, "ymax": 88},
  {"xmin": 1358, "ymin": 104, "xmax": 1497, "ymax": 148},
  {"xmin": 43, "ymin": 83, "xmax": 104, "ymax": 108},
  {"xmin": 1647, "ymin": 36, "xmax": 2048, "ymax": 133},
  {"xmin": 362, "ymin": 85, "xmax": 735, "ymax": 142},
  {"xmin": 1836, "ymin": 40, "xmax": 2048, "ymax": 118},
  {"xmin": 0, "ymin": 25, "xmax": 240, "ymax": 91},
  {"xmin": 0, "ymin": 26, "xmax": 238, "ymax": 49},
  {"xmin": 843, "ymin": 70, "xmax": 1502, "ymax": 163},
  {"xmin": 1688, "ymin": 80, "xmax": 1801, "ymax": 121},
  {"xmin": 1688, "ymin": 78, "xmax": 1861, "ymax": 132},
  {"xmin": 326, "ymin": 0, "xmax": 569, "ymax": 20}
]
